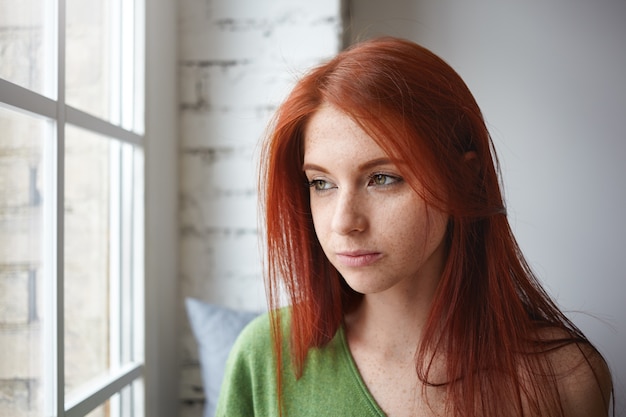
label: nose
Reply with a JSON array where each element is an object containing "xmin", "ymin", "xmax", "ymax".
[{"xmin": 331, "ymin": 189, "xmax": 367, "ymax": 235}]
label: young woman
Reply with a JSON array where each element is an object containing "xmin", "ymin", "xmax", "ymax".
[{"xmin": 216, "ymin": 37, "xmax": 613, "ymax": 416}]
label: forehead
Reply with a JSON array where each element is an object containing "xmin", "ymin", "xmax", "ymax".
[{"xmin": 303, "ymin": 104, "xmax": 388, "ymax": 163}]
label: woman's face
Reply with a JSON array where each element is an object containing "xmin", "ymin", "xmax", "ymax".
[{"xmin": 303, "ymin": 104, "xmax": 449, "ymax": 297}]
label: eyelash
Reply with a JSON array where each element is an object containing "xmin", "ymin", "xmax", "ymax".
[
  {"xmin": 306, "ymin": 173, "xmax": 403, "ymax": 191},
  {"xmin": 307, "ymin": 179, "xmax": 334, "ymax": 191},
  {"xmin": 367, "ymin": 173, "xmax": 402, "ymax": 187}
]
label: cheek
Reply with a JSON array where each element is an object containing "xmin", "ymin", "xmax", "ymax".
[{"xmin": 392, "ymin": 205, "xmax": 448, "ymax": 255}]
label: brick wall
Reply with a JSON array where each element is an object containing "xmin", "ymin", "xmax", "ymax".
[
  {"xmin": 177, "ymin": 0, "xmax": 344, "ymax": 414},
  {"xmin": 0, "ymin": 114, "xmax": 43, "ymax": 415}
]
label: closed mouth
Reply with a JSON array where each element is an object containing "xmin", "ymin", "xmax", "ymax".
[{"xmin": 335, "ymin": 251, "xmax": 383, "ymax": 267}]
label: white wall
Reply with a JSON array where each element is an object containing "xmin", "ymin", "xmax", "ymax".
[
  {"xmin": 177, "ymin": 0, "xmax": 342, "ymax": 313},
  {"xmin": 177, "ymin": 1, "xmax": 343, "ymax": 414},
  {"xmin": 349, "ymin": 0, "xmax": 626, "ymax": 414}
]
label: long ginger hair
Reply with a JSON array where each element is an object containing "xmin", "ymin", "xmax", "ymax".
[{"xmin": 259, "ymin": 37, "xmax": 611, "ymax": 416}]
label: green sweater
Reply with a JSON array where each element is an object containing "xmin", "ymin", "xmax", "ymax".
[{"xmin": 216, "ymin": 310, "xmax": 386, "ymax": 416}]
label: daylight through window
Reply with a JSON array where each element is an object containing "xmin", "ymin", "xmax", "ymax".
[{"xmin": 0, "ymin": 1, "xmax": 145, "ymax": 416}]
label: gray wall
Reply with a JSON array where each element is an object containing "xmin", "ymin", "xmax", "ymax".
[{"xmin": 349, "ymin": 0, "xmax": 626, "ymax": 414}]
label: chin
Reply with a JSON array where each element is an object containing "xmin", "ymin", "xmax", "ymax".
[{"xmin": 341, "ymin": 275, "xmax": 394, "ymax": 295}]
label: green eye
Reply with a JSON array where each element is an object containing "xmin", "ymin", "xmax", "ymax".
[
  {"xmin": 308, "ymin": 179, "xmax": 333, "ymax": 191},
  {"xmin": 372, "ymin": 174, "xmax": 388, "ymax": 185},
  {"xmin": 369, "ymin": 174, "xmax": 399, "ymax": 186}
]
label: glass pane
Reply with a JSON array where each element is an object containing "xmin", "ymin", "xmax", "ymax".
[
  {"xmin": 64, "ymin": 125, "xmax": 111, "ymax": 395},
  {"xmin": 0, "ymin": 1, "xmax": 53, "ymax": 97},
  {"xmin": 65, "ymin": 0, "xmax": 114, "ymax": 122},
  {"xmin": 0, "ymin": 106, "xmax": 47, "ymax": 416}
]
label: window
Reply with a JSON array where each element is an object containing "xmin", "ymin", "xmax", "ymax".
[{"xmin": 0, "ymin": 1, "xmax": 145, "ymax": 416}]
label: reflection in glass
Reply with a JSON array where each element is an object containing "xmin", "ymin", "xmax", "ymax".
[
  {"xmin": 0, "ymin": 1, "xmax": 51, "ymax": 97},
  {"xmin": 0, "ymin": 106, "xmax": 46, "ymax": 416},
  {"xmin": 65, "ymin": 0, "xmax": 113, "ymax": 121},
  {"xmin": 64, "ymin": 124, "xmax": 111, "ymax": 396}
]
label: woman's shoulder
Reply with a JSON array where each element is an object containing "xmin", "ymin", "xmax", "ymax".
[
  {"xmin": 230, "ymin": 307, "xmax": 291, "ymax": 357},
  {"xmin": 218, "ymin": 309, "xmax": 290, "ymax": 417},
  {"xmin": 536, "ymin": 327, "xmax": 613, "ymax": 416},
  {"xmin": 236, "ymin": 310, "xmax": 271, "ymax": 340}
]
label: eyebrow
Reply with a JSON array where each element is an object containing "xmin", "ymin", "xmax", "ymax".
[{"xmin": 302, "ymin": 157, "xmax": 395, "ymax": 173}]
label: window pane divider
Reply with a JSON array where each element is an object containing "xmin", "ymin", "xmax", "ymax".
[
  {"xmin": 0, "ymin": 78, "xmax": 57, "ymax": 119},
  {"xmin": 53, "ymin": 1, "xmax": 67, "ymax": 416},
  {"xmin": 64, "ymin": 362, "xmax": 145, "ymax": 417},
  {"xmin": 66, "ymin": 105, "xmax": 143, "ymax": 146},
  {"xmin": 0, "ymin": 79, "xmax": 142, "ymax": 147}
]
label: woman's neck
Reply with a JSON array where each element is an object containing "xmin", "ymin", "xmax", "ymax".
[
  {"xmin": 344, "ymin": 238, "xmax": 446, "ymax": 359},
  {"xmin": 345, "ymin": 278, "xmax": 439, "ymax": 361}
]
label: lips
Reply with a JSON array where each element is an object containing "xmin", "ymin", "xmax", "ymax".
[{"xmin": 335, "ymin": 251, "xmax": 383, "ymax": 267}]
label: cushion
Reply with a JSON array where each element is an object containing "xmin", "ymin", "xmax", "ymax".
[{"xmin": 185, "ymin": 297, "xmax": 260, "ymax": 417}]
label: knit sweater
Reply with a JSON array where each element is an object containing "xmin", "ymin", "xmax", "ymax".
[{"xmin": 216, "ymin": 309, "xmax": 386, "ymax": 416}]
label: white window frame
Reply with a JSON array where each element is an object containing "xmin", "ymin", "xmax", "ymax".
[
  {"xmin": 0, "ymin": 0, "xmax": 152, "ymax": 415},
  {"xmin": 143, "ymin": 1, "xmax": 179, "ymax": 417}
]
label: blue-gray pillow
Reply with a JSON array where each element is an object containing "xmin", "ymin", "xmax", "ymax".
[{"xmin": 185, "ymin": 297, "xmax": 260, "ymax": 417}]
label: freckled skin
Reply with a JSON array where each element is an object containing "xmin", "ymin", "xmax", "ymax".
[
  {"xmin": 303, "ymin": 104, "xmax": 450, "ymax": 416},
  {"xmin": 301, "ymin": 104, "xmax": 613, "ymax": 417},
  {"xmin": 303, "ymin": 104, "xmax": 448, "ymax": 299}
]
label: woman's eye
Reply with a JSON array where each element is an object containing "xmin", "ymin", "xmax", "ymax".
[
  {"xmin": 369, "ymin": 174, "xmax": 399, "ymax": 186},
  {"xmin": 308, "ymin": 179, "xmax": 333, "ymax": 191}
]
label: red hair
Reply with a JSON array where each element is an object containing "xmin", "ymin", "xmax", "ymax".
[{"xmin": 259, "ymin": 37, "xmax": 610, "ymax": 416}]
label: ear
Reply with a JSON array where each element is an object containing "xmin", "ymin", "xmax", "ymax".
[{"xmin": 463, "ymin": 151, "xmax": 480, "ymax": 174}]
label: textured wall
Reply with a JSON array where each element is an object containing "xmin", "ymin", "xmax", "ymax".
[{"xmin": 177, "ymin": 0, "xmax": 343, "ymax": 413}]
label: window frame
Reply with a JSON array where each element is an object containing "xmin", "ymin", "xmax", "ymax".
[
  {"xmin": 143, "ymin": 1, "xmax": 179, "ymax": 416},
  {"xmin": 0, "ymin": 0, "xmax": 149, "ymax": 415}
]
